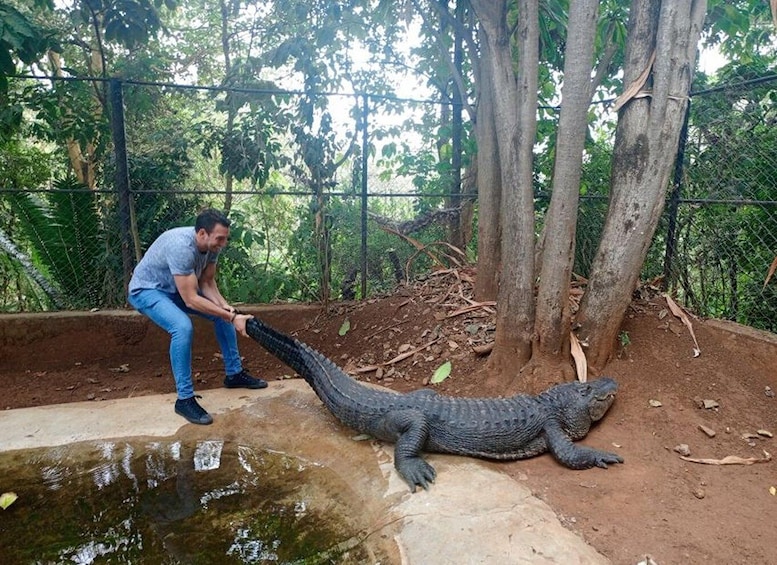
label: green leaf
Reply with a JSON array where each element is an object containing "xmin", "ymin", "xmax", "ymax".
[
  {"xmin": 430, "ymin": 361, "xmax": 452, "ymax": 384},
  {"xmin": 338, "ymin": 318, "xmax": 350, "ymax": 336},
  {"xmin": 0, "ymin": 492, "xmax": 18, "ymax": 510}
]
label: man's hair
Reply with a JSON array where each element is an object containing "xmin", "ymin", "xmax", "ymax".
[{"xmin": 195, "ymin": 208, "xmax": 231, "ymax": 233}]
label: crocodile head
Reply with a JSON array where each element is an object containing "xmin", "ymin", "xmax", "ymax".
[
  {"xmin": 542, "ymin": 377, "xmax": 618, "ymax": 440},
  {"xmin": 584, "ymin": 377, "xmax": 618, "ymax": 421}
]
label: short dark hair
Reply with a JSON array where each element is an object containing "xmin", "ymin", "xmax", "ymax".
[{"xmin": 195, "ymin": 208, "xmax": 231, "ymax": 233}]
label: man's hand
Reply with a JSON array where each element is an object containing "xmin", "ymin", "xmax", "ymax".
[{"xmin": 232, "ymin": 313, "xmax": 253, "ymax": 337}]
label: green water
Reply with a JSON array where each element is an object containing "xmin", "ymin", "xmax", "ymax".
[{"xmin": 0, "ymin": 440, "xmax": 380, "ymax": 564}]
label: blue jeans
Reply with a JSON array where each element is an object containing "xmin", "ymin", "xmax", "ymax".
[{"xmin": 128, "ymin": 289, "xmax": 242, "ymax": 399}]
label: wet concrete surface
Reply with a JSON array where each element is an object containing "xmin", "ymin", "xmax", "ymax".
[{"xmin": 0, "ymin": 380, "xmax": 611, "ymax": 564}]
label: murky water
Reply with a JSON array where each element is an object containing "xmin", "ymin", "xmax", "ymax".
[{"xmin": 0, "ymin": 439, "xmax": 383, "ymax": 564}]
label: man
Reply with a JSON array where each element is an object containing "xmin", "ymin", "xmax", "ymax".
[{"xmin": 128, "ymin": 208, "xmax": 265, "ymax": 425}]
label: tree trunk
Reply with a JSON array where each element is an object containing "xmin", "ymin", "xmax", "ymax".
[
  {"xmin": 220, "ymin": 0, "xmax": 235, "ymax": 213},
  {"xmin": 576, "ymin": 0, "xmax": 706, "ymax": 369},
  {"xmin": 471, "ymin": 0, "xmax": 539, "ymax": 377},
  {"xmin": 447, "ymin": 0, "xmax": 464, "ymax": 251},
  {"xmin": 473, "ymin": 29, "xmax": 502, "ymax": 302},
  {"xmin": 47, "ymin": 51, "xmax": 99, "ymax": 189},
  {"xmin": 534, "ymin": 0, "xmax": 600, "ymax": 361}
]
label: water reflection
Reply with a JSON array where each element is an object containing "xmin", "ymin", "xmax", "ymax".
[{"xmin": 0, "ymin": 439, "xmax": 378, "ymax": 564}]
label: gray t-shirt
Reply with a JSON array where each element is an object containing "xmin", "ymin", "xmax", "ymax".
[{"xmin": 128, "ymin": 226, "xmax": 220, "ymax": 295}]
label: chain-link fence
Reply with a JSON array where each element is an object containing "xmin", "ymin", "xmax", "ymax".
[{"xmin": 2, "ymin": 72, "xmax": 777, "ymax": 333}]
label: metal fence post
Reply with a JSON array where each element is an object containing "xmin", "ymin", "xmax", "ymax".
[
  {"xmin": 109, "ymin": 78, "xmax": 135, "ymax": 299},
  {"xmin": 360, "ymin": 93, "xmax": 369, "ymax": 300},
  {"xmin": 662, "ymin": 98, "xmax": 691, "ymax": 290}
]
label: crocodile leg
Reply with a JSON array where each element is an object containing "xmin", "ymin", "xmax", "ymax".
[
  {"xmin": 373, "ymin": 409, "xmax": 437, "ymax": 492},
  {"xmin": 543, "ymin": 420, "xmax": 624, "ymax": 470}
]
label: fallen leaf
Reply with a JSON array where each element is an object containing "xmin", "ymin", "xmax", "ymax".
[
  {"xmin": 430, "ymin": 361, "xmax": 452, "ymax": 384},
  {"xmin": 338, "ymin": 319, "xmax": 351, "ymax": 336},
  {"xmin": 649, "ymin": 399, "xmax": 662, "ymax": 408},
  {"xmin": 109, "ymin": 364, "xmax": 130, "ymax": 373},
  {"xmin": 0, "ymin": 492, "xmax": 18, "ymax": 510},
  {"xmin": 663, "ymin": 294, "xmax": 702, "ymax": 357},
  {"xmin": 570, "ymin": 332, "xmax": 587, "ymax": 383},
  {"xmin": 445, "ymin": 301, "xmax": 496, "ymax": 318},
  {"xmin": 758, "ymin": 429, "xmax": 774, "ymax": 438},
  {"xmin": 680, "ymin": 450, "xmax": 772, "ymax": 465},
  {"xmin": 699, "ymin": 424, "xmax": 717, "ymax": 438},
  {"xmin": 770, "ymin": 486, "xmax": 776, "ymax": 496},
  {"xmin": 764, "ymin": 254, "xmax": 777, "ymax": 288}
]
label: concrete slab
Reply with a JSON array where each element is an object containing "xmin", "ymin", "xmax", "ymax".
[{"xmin": 0, "ymin": 381, "xmax": 610, "ymax": 564}]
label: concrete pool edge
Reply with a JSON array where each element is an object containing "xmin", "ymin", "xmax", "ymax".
[{"xmin": 0, "ymin": 381, "xmax": 611, "ymax": 564}]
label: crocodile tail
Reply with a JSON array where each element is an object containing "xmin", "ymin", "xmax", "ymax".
[{"xmin": 245, "ymin": 317, "xmax": 316, "ymax": 385}]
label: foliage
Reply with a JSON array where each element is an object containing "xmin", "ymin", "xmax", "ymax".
[
  {"xmin": 671, "ymin": 60, "xmax": 777, "ymax": 331},
  {"xmin": 72, "ymin": 0, "xmax": 177, "ymax": 51},
  {"xmin": 217, "ymin": 193, "xmax": 307, "ymax": 303},
  {"xmin": 0, "ymin": 1, "xmax": 58, "ymax": 139},
  {"xmin": 0, "ymin": 1, "xmax": 57, "ymax": 91},
  {"xmin": 4, "ymin": 177, "xmax": 106, "ymax": 308},
  {"xmin": 0, "ymin": 139, "xmax": 57, "ymax": 310}
]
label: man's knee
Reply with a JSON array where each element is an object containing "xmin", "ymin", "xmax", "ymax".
[{"xmin": 170, "ymin": 317, "xmax": 194, "ymax": 339}]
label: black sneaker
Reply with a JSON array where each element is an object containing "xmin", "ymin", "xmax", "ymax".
[
  {"xmin": 174, "ymin": 395, "xmax": 213, "ymax": 425},
  {"xmin": 224, "ymin": 369, "xmax": 268, "ymax": 389}
]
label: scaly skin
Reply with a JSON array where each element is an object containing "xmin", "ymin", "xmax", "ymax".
[{"xmin": 246, "ymin": 318, "xmax": 623, "ymax": 491}]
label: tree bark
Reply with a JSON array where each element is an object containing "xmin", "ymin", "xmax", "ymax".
[
  {"xmin": 471, "ymin": 0, "xmax": 540, "ymax": 375},
  {"xmin": 576, "ymin": 0, "xmax": 706, "ymax": 369},
  {"xmin": 534, "ymin": 0, "xmax": 600, "ymax": 360},
  {"xmin": 47, "ymin": 51, "xmax": 99, "ymax": 190},
  {"xmin": 220, "ymin": 0, "xmax": 235, "ymax": 213},
  {"xmin": 473, "ymin": 27, "xmax": 502, "ymax": 302}
]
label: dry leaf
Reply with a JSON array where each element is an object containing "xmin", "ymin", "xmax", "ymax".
[
  {"xmin": 663, "ymin": 294, "xmax": 701, "ymax": 357},
  {"xmin": 613, "ymin": 51, "xmax": 656, "ymax": 111},
  {"xmin": 680, "ymin": 450, "xmax": 772, "ymax": 465},
  {"xmin": 765, "ymin": 255, "xmax": 777, "ymax": 288},
  {"xmin": 354, "ymin": 364, "xmax": 380, "ymax": 374},
  {"xmin": 357, "ymin": 338, "xmax": 442, "ymax": 372},
  {"xmin": 570, "ymin": 332, "xmax": 587, "ymax": 383},
  {"xmin": 446, "ymin": 301, "xmax": 496, "ymax": 318},
  {"xmin": 699, "ymin": 424, "xmax": 717, "ymax": 438}
]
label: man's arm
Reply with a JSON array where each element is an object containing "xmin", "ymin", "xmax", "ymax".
[
  {"xmin": 198, "ymin": 262, "xmax": 230, "ymax": 310},
  {"xmin": 174, "ymin": 272, "xmax": 232, "ymax": 320},
  {"xmin": 174, "ymin": 268, "xmax": 252, "ymax": 336}
]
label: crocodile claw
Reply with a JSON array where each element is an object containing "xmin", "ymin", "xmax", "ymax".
[
  {"xmin": 594, "ymin": 451, "xmax": 624, "ymax": 469},
  {"xmin": 398, "ymin": 457, "xmax": 437, "ymax": 492}
]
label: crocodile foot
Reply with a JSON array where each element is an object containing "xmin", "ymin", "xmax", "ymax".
[
  {"xmin": 592, "ymin": 450, "xmax": 624, "ymax": 469},
  {"xmin": 397, "ymin": 456, "xmax": 437, "ymax": 492}
]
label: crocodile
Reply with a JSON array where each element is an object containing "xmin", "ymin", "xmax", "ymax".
[{"xmin": 245, "ymin": 317, "xmax": 623, "ymax": 491}]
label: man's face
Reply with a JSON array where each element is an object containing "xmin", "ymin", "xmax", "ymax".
[{"xmin": 199, "ymin": 224, "xmax": 229, "ymax": 252}]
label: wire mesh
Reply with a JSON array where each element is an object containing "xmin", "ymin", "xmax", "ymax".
[{"xmin": 2, "ymin": 72, "xmax": 777, "ymax": 334}]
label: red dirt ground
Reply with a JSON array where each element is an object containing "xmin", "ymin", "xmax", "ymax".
[{"xmin": 1, "ymin": 271, "xmax": 776, "ymax": 565}]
